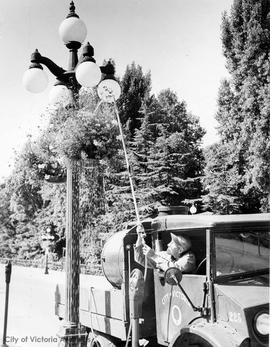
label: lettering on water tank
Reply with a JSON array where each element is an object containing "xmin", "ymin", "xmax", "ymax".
[{"xmin": 161, "ymin": 290, "xmax": 189, "ymax": 305}]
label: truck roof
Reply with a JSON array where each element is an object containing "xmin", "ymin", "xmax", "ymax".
[{"xmin": 152, "ymin": 213, "xmax": 270, "ymax": 232}]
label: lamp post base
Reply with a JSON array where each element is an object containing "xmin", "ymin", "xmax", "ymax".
[{"xmin": 57, "ymin": 323, "xmax": 87, "ymax": 347}]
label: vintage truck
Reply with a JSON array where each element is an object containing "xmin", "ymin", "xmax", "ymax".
[{"xmin": 55, "ymin": 209, "xmax": 269, "ymax": 347}]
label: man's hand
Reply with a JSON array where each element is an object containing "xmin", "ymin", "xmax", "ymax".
[
  {"xmin": 136, "ymin": 223, "xmax": 146, "ymax": 247},
  {"xmin": 142, "ymin": 244, "xmax": 156, "ymax": 259},
  {"xmin": 136, "ymin": 232, "xmax": 144, "ymax": 247}
]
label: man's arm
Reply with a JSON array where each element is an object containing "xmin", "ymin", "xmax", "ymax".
[
  {"xmin": 141, "ymin": 245, "xmax": 173, "ymax": 272},
  {"xmin": 134, "ymin": 238, "xmax": 158, "ymax": 269}
]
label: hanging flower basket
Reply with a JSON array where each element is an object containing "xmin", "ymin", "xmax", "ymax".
[
  {"xmin": 51, "ymin": 105, "xmax": 119, "ymax": 161},
  {"xmin": 37, "ymin": 161, "xmax": 67, "ymax": 183}
]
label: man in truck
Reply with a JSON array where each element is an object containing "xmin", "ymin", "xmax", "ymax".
[{"xmin": 135, "ymin": 231, "xmax": 196, "ymax": 273}]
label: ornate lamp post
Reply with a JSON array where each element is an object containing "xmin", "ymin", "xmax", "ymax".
[{"xmin": 23, "ymin": 2, "xmax": 121, "ymax": 346}]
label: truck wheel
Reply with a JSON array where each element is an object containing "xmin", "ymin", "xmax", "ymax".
[
  {"xmin": 87, "ymin": 332, "xmax": 121, "ymax": 347},
  {"xmin": 174, "ymin": 333, "xmax": 213, "ymax": 347}
]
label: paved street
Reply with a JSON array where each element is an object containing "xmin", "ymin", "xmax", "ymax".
[
  {"xmin": 0, "ymin": 264, "xmax": 112, "ymax": 347},
  {"xmin": 0, "ymin": 264, "xmax": 65, "ymax": 347}
]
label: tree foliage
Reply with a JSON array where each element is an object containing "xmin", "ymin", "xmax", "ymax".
[
  {"xmin": 117, "ymin": 62, "xmax": 151, "ymax": 135},
  {"xmin": 204, "ymin": 0, "xmax": 270, "ymax": 213},
  {"xmin": 130, "ymin": 90, "xmax": 205, "ymax": 211},
  {"xmin": 0, "ymin": 64, "xmax": 205, "ymax": 262}
]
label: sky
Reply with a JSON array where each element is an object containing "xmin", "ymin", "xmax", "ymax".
[{"xmin": 0, "ymin": 0, "xmax": 233, "ymax": 181}]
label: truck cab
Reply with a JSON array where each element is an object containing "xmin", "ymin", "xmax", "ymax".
[
  {"xmin": 151, "ymin": 213, "xmax": 269, "ymax": 347},
  {"xmin": 55, "ymin": 213, "xmax": 269, "ymax": 347}
]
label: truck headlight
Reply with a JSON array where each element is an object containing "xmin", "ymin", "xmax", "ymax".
[{"xmin": 254, "ymin": 313, "xmax": 269, "ymax": 336}]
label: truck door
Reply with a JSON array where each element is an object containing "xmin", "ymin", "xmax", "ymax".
[{"xmin": 154, "ymin": 271, "xmax": 205, "ymax": 345}]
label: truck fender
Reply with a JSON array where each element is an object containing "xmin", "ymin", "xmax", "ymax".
[{"xmin": 169, "ymin": 321, "xmax": 246, "ymax": 347}]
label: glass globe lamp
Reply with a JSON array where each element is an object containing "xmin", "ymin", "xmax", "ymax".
[
  {"xmin": 23, "ymin": 66, "xmax": 48, "ymax": 93},
  {"xmin": 59, "ymin": 16, "xmax": 87, "ymax": 44},
  {"xmin": 75, "ymin": 61, "xmax": 101, "ymax": 88},
  {"xmin": 190, "ymin": 204, "xmax": 197, "ymax": 215},
  {"xmin": 97, "ymin": 79, "xmax": 121, "ymax": 102}
]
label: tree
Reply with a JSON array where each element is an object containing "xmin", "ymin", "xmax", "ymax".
[
  {"xmin": 204, "ymin": 0, "xmax": 270, "ymax": 213},
  {"xmin": 117, "ymin": 62, "xmax": 151, "ymax": 136},
  {"xmin": 203, "ymin": 142, "xmax": 261, "ymax": 213},
  {"xmin": 8, "ymin": 141, "xmax": 44, "ymax": 223},
  {"xmin": 130, "ymin": 89, "xmax": 205, "ymax": 210},
  {"xmin": 0, "ymin": 182, "xmax": 16, "ymax": 257},
  {"xmin": 0, "ymin": 141, "xmax": 47, "ymax": 259}
]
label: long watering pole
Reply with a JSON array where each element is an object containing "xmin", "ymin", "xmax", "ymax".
[
  {"xmin": 111, "ymin": 101, "xmax": 147, "ymax": 347},
  {"xmin": 113, "ymin": 102, "xmax": 141, "ymax": 225}
]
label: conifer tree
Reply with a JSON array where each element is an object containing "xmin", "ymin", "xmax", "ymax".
[
  {"xmin": 131, "ymin": 89, "xmax": 205, "ymax": 209},
  {"xmin": 117, "ymin": 62, "xmax": 151, "ymax": 136},
  {"xmin": 204, "ymin": 0, "xmax": 270, "ymax": 213}
]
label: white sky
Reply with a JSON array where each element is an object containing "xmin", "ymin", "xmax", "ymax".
[{"xmin": 0, "ymin": 0, "xmax": 233, "ymax": 181}]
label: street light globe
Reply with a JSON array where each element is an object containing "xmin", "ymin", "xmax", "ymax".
[
  {"xmin": 59, "ymin": 17, "xmax": 87, "ymax": 44},
  {"xmin": 23, "ymin": 67, "xmax": 48, "ymax": 93},
  {"xmin": 97, "ymin": 79, "xmax": 121, "ymax": 102},
  {"xmin": 49, "ymin": 84, "xmax": 73, "ymax": 106},
  {"xmin": 190, "ymin": 204, "xmax": 197, "ymax": 215},
  {"xmin": 75, "ymin": 61, "xmax": 101, "ymax": 88}
]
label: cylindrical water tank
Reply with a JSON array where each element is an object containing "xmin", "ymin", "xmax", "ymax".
[
  {"xmin": 158, "ymin": 205, "xmax": 189, "ymax": 215},
  {"xmin": 101, "ymin": 230, "xmax": 127, "ymax": 288}
]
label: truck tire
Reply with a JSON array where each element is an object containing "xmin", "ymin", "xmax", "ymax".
[
  {"xmin": 87, "ymin": 332, "xmax": 121, "ymax": 347},
  {"xmin": 174, "ymin": 333, "xmax": 213, "ymax": 347}
]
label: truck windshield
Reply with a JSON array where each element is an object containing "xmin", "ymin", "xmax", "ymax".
[{"xmin": 215, "ymin": 230, "xmax": 269, "ymax": 278}]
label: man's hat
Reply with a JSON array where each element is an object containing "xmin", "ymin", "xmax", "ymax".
[{"xmin": 171, "ymin": 233, "xmax": 191, "ymax": 252}]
